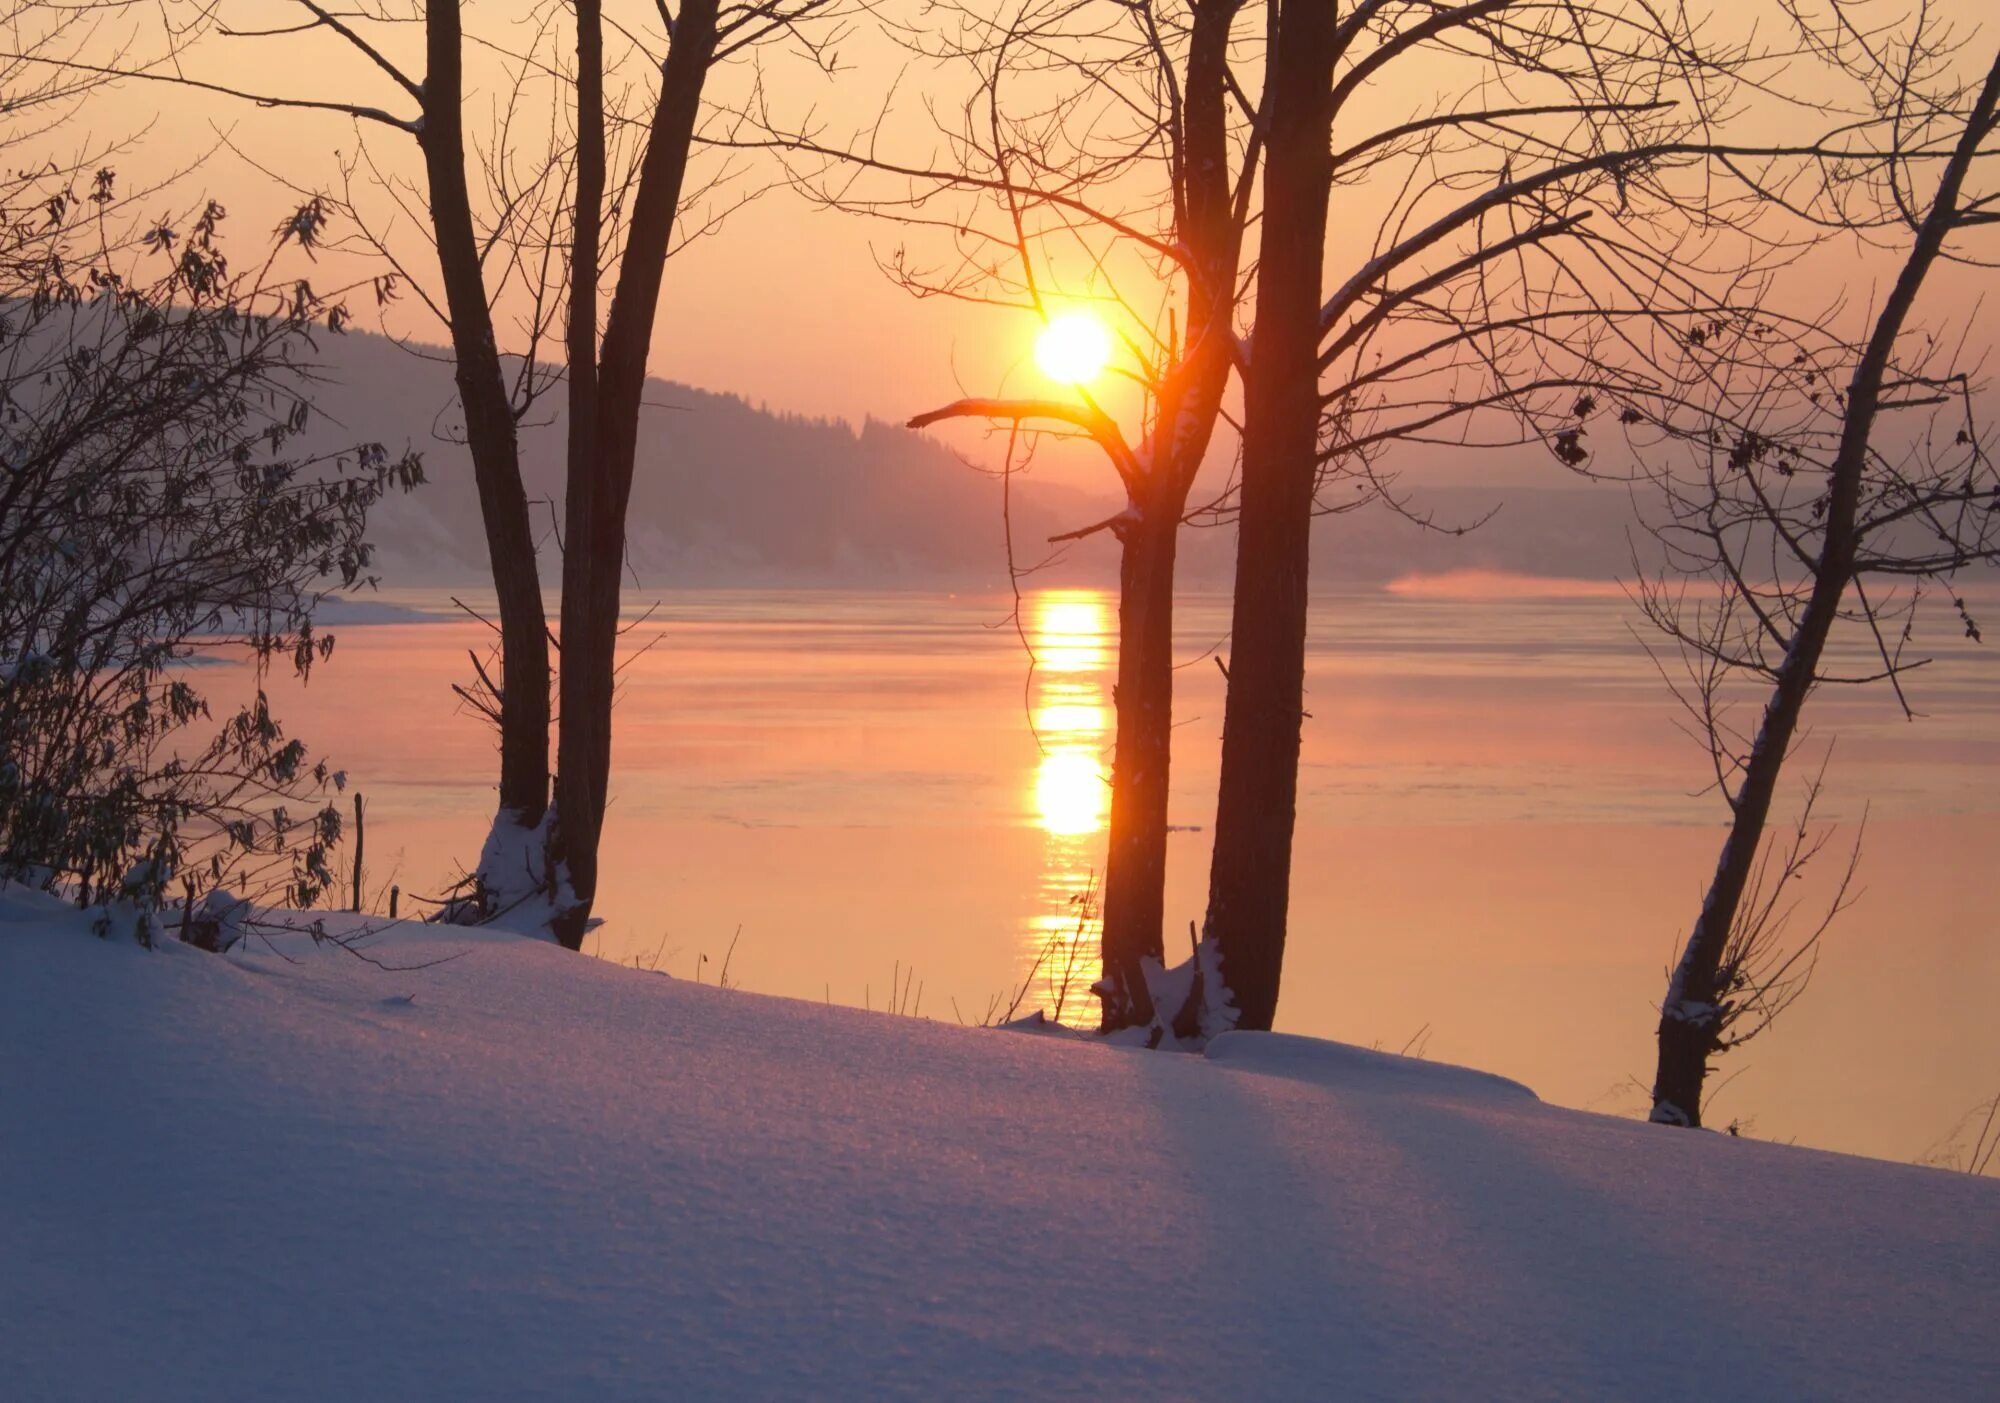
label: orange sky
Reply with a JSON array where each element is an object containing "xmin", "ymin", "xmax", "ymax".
[{"xmin": 45, "ymin": 0, "xmax": 2000, "ymax": 494}]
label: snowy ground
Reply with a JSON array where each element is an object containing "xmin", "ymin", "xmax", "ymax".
[{"xmin": 4, "ymin": 890, "xmax": 1995, "ymax": 1401}]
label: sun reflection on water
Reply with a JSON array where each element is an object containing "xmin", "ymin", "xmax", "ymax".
[{"xmin": 1022, "ymin": 590, "xmax": 1111, "ymax": 1025}]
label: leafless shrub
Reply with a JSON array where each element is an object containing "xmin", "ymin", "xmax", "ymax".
[{"xmin": 1922, "ymin": 1092, "xmax": 2000, "ymax": 1178}]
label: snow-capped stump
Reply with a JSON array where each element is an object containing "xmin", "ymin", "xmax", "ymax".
[{"xmin": 181, "ymin": 890, "xmax": 249, "ymax": 954}]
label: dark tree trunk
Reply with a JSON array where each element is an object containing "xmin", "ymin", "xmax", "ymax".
[
  {"xmin": 1197, "ymin": 0, "xmax": 1338, "ymax": 1033},
  {"xmin": 420, "ymin": 0, "xmax": 551, "ymax": 836},
  {"xmin": 1650, "ymin": 51, "xmax": 1999, "ymax": 1124},
  {"xmin": 1093, "ymin": 0, "xmax": 1245, "ymax": 1032},
  {"xmin": 1097, "ymin": 501, "xmax": 1181, "ymax": 1030},
  {"xmin": 551, "ymin": 0, "xmax": 721, "ymax": 947},
  {"xmin": 549, "ymin": 0, "xmax": 605, "ymax": 948}
]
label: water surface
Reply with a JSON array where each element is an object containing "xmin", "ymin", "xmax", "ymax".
[{"xmin": 270, "ymin": 584, "xmax": 2000, "ymax": 1166}]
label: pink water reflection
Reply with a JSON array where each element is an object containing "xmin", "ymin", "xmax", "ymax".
[{"xmin": 249, "ymin": 585, "xmax": 2000, "ymax": 1168}]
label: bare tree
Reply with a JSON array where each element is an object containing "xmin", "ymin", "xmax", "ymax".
[
  {"xmin": 751, "ymin": 0, "xmax": 1852, "ymax": 1045},
  {"xmin": 1632, "ymin": 26, "xmax": 2000, "ymax": 1129},
  {"xmin": 554, "ymin": 0, "xmax": 847, "ymax": 946},
  {"xmin": 816, "ymin": 0, "xmax": 1261, "ymax": 1035},
  {"xmin": 27, "ymin": 0, "xmax": 848, "ymax": 942},
  {"xmin": 1187, "ymin": 0, "xmax": 1891, "ymax": 1034}
]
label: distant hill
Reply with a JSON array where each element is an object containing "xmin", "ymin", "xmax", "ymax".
[
  {"xmin": 1299, "ymin": 483, "xmax": 1661, "ymax": 583},
  {"xmin": 300, "ymin": 329, "xmax": 1671, "ymax": 591},
  {"xmin": 299, "ymin": 330, "xmax": 1111, "ymax": 590}
]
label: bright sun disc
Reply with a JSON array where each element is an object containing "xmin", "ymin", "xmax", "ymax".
[
  {"xmin": 1034, "ymin": 312, "xmax": 1112, "ymax": 385},
  {"xmin": 1036, "ymin": 750, "xmax": 1106, "ymax": 836}
]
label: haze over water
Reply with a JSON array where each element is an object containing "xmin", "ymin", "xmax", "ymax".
[{"xmin": 278, "ymin": 583, "xmax": 1999, "ymax": 1167}]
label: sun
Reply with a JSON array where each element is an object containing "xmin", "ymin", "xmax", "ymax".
[
  {"xmin": 1035, "ymin": 749, "xmax": 1107, "ymax": 836},
  {"xmin": 1034, "ymin": 311, "xmax": 1112, "ymax": 386}
]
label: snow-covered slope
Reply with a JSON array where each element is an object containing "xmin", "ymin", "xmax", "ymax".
[{"xmin": 4, "ymin": 892, "xmax": 1994, "ymax": 1401}]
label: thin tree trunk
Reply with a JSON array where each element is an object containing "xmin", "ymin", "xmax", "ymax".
[
  {"xmin": 1097, "ymin": 503, "xmax": 1181, "ymax": 1031},
  {"xmin": 1197, "ymin": 0, "xmax": 1338, "ymax": 1033},
  {"xmin": 1651, "ymin": 583, "xmax": 1844, "ymax": 1125},
  {"xmin": 421, "ymin": 1, "xmax": 551, "ymax": 838},
  {"xmin": 1650, "ymin": 51, "xmax": 2000, "ymax": 1125},
  {"xmin": 549, "ymin": 0, "xmax": 605, "ymax": 949},
  {"xmin": 552, "ymin": 0, "xmax": 721, "ymax": 946}
]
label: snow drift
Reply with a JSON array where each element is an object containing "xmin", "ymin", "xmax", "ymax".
[{"xmin": 3, "ymin": 889, "xmax": 1993, "ymax": 1400}]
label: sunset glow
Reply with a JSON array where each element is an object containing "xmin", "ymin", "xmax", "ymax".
[
  {"xmin": 1034, "ymin": 750, "xmax": 1107, "ymax": 836},
  {"xmin": 17, "ymin": 0, "xmax": 1999, "ymax": 1386},
  {"xmin": 1033, "ymin": 311, "xmax": 1112, "ymax": 385},
  {"xmin": 1029, "ymin": 592, "xmax": 1112, "ymax": 840},
  {"xmin": 1034, "ymin": 597, "xmax": 1110, "ymax": 672},
  {"xmin": 1019, "ymin": 590, "xmax": 1112, "ymax": 1019}
]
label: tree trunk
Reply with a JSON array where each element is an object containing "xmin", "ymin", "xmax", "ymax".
[
  {"xmin": 1097, "ymin": 502, "xmax": 1181, "ymax": 1031},
  {"xmin": 551, "ymin": 0, "xmax": 721, "ymax": 947},
  {"xmin": 1650, "ymin": 50, "xmax": 1999, "ymax": 1124},
  {"xmin": 421, "ymin": 0, "xmax": 550, "ymax": 843},
  {"xmin": 551, "ymin": 486, "xmax": 621, "ymax": 949},
  {"xmin": 1650, "ymin": 583, "xmax": 1843, "ymax": 1126},
  {"xmin": 548, "ymin": 0, "xmax": 605, "ymax": 949},
  {"xmin": 1093, "ymin": 0, "xmax": 1247, "ymax": 1036},
  {"xmin": 1197, "ymin": 0, "xmax": 1338, "ymax": 1033}
]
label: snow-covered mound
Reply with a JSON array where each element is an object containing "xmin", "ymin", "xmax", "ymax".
[
  {"xmin": 4, "ymin": 893, "xmax": 1994, "ymax": 1400},
  {"xmin": 1205, "ymin": 1028, "xmax": 1537, "ymax": 1100}
]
